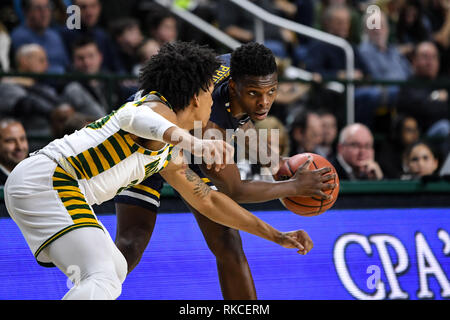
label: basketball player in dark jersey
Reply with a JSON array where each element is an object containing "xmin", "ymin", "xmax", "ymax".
[{"xmin": 114, "ymin": 42, "xmax": 336, "ymax": 299}]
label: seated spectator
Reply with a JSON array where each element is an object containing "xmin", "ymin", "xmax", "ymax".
[
  {"xmin": 357, "ymin": 9, "xmax": 412, "ymax": 127},
  {"xmin": 132, "ymin": 38, "xmax": 160, "ymax": 76},
  {"xmin": 396, "ymin": 0, "xmax": 432, "ymax": 58},
  {"xmin": 238, "ymin": 116, "xmax": 291, "ymax": 181},
  {"xmin": 288, "ymin": 108, "xmax": 323, "ymax": 156},
  {"xmin": 314, "ymin": 0, "xmax": 363, "ymax": 45},
  {"xmin": 304, "ymin": 4, "xmax": 368, "ymax": 80},
  {"xmin": 316, "ymin": 109, "xmax": 338, "ymax": 159},
  {"xmin": 0, "ymin": 118, "xmax": 29, "ymax": 185},
  {"xmin": 377, "ymin": 114, "xmax": 420, "ymax": 179},
  {"xmin": 59, "ymin": 0, "xmax": 124, "ymax": 73},
  {"xmin": 50, "ymin": 103, "xmax": 95, "ymax": 139},
  {"xmin": 359, "ymin": 10, "xmax": 412, "ymax": 81},
  {"xmin": 396, "ymin": 41, "xmax": 450, "ymax": 136},
  {"xmin": 424, "ymin": 0, "xmax": 450, "ymax": 75},
  {"xmin": 0, "ymin": 44, "xmax": 63, "ymax": 148},
  {"xmin": 269, "ymin": 58, "xmax": 319, "ymax": 122},
  {"xmin": 110, "ymin": 18, "xmax": 144, "ymax": 74},
  {"xmin": 255, "ymin": 115, "xmax": 291, "ymax": 158},
  {"xmin": 11, "ymin": 0, "xmax": 69, "ymax": 73},
  {"xmin": 61, "ymin": 37, "xmax": 110, "ymax": 119},
  {"xmin": 330, "ymin": 123, "xmax": 384, "ymax": 180},
  {"xmin": 144, "ymin": 4, "xmax": 178, "ymax": 46},
  {"xmin": 217, "ymin": 0, "xmax": 293, "ymax": 59},
  {"xmin": 402, "ymin": 140, "xmax": 440, "ymax": 179}
]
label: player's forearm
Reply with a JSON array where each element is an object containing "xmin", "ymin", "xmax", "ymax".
[
  {"xmin": 206, "ymin": 191, "xmax": 282, "ymax": 244},
  {"xmin": 163, "ymin": 126, "xmax": 197, "ymax": 148},
  {"xmin": 117, "ymin": 103, "xmax": 177, "ymax": 142},
  {"xmin": 231, "ymin": 179, "xmax": 297, "ymax": 204}
]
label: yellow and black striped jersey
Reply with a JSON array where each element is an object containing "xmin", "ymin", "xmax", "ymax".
[{"xmin": 36, "ymin": 93, "xmax": 174, "ymax": 206}]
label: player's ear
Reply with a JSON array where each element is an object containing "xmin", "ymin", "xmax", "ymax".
[
  {"xmin": 229, "ymin": 79, "xmax": 237, "ymax": 96},
  {"xmin": 190, "ymin": 92, "xmax": 200, "ymax": 108}
]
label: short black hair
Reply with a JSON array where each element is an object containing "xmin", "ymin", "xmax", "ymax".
[
  {"xmin": 291, "ymin": 108, "xmax": 318, "ymax": 132},
  {"xmin": 145, "ymin": 3, "xmax": 176, "ymax": 34},
  {"xmin": 230, "ymin": 42, "xmax": 277, "ymax": 82},
  {"xmin": 109, "ymin": 18, "xmax": 140, "ymax": 39},
  {"xmin": 139, "ymin": 41, "xmax": 220, "ymax": 111},
  {"xmin": 71, "ymin": 36, "xmax": 99, "ymax": 54}
]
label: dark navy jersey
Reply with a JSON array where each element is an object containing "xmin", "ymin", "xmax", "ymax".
[
  {"xmin": 115, "ymin": 54, "xmax": 250, "ymax": 211},
  {"xmin": 127, "ymin": 54, "xmax": 250, "ymax": 131}
]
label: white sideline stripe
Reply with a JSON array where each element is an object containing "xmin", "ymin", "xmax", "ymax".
[{"xmin": 119, "ymin": 190, "xmax": 160, "ymax": 207}]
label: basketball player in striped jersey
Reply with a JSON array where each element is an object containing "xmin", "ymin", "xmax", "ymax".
[
  {"xmin": 114, "ymin": 42, "xmax": 336, "ymax": 299},
  {"xmin": 4, "ymin": 41, "xmax": 316, "ymax": 300}
]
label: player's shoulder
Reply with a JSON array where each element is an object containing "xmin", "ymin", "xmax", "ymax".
[
  {"xmin": 125, "ymin": 90, "xmax": 178, "ymax": 124},
  {"xmin": 213, "ymin": 54, "xmax": 231, "ymax": 86}
]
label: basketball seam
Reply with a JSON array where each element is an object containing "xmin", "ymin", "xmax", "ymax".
[{"xmin": 286, "ymin": 160, "xmax": 294, "ymax": 176}]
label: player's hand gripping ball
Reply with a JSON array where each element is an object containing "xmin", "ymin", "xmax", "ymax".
[{"xmin": 275, "ymin": 153, "xmax": 339, "ymax": 216}]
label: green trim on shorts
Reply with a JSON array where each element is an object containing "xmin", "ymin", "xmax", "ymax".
[{"xmin": 35, "ymin": 222, "xmax": 104, "ymax": 268}]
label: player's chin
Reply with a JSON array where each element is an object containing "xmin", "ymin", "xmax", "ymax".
[{"xmin": 252, "ymin": 112, "xmax": 268, "ymax": 121}]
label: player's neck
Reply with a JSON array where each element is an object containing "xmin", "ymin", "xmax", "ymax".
[
  {"xmin": 175, "ymin": 108, "xmax": 196, "ymax": 131},
  {"xmin": 229, "ymin": 98, "xmax": 247, "ymax": 119}
]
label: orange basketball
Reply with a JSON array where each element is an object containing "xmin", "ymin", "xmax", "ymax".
[{"xmin": 275, "ymin": 153, "xmax": 339, "ymax": 217}]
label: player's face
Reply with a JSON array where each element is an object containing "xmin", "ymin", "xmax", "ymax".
[
  {"xmin": 407, "ymin": 144, "xmax": 438, "ymax": 177},
  {"xmin": 196, "ymin": 81, "xmax": 215, "ymax": 127},
  {"xmin": 231, "ymin": 73, "xmax": 278, "ymax": 121},
  {"xmin": 0, "ymin": 123, "xmax": 29, "ymax": 170}
]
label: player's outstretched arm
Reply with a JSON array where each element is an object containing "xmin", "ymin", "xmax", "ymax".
[
  {"xmin": 117, "ymin": 102, "xmax": 234, "ymax": 171},
  {"xmin": 200, "ymin": 121, "xmax": 335, "ymax": 203},
  {"xmin": 202, "ymin": 156, "xmax": 335, "ymax": 204},
  {"xmin": 159, "ymin": 161, "xmax": 313, "ymax": 254}
]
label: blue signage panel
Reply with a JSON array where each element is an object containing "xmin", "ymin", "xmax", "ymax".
[{"xmin": 0, "ymin": 208, "xmax": 449, "ymax": 300}]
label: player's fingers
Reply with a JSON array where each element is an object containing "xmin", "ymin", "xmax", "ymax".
[
  {"xmin": 320, "ymin": 173, "xmax": 336, "ymax": 182},
  {"xmin": 321, "ymin": 183, "xmax": 336, "ymax": 191},
  {"xmin": 285, "ymin": 235, "xmax": 304, "ymax": 250},
  {"xmin": 297, "ymin": 156, "xmax": 312, "ymax": 172},
  {"xmin": 317, "ymin": 191, "xmax": 332, "ymax": 200},
  {"xmin": 315, "ymin": 167, "xmax": 332, "ymax": 175},
  {"xmin": 204, "ymin": 145, "xmax": 214, "ymax": 170},
  {"xmin": 225, "ymin": 142, "xmax": 234, "ymax": 162}
]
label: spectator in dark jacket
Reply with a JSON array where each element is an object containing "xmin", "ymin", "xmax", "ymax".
[
  {"xmin": 59, "ymin": 0, "xmax": 125, "ymax": 73},
  {"xmin": 396, "ymin": 41, "xmax": 450, "ymax": 136},
  {"xmin": 330, "ymin": 123, "xmax": 384, "ymax": 180}
]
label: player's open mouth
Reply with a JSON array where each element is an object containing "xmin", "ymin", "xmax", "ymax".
[{"xmin": 254, "ymin": 111, "xmax": 268, "ymax": 120}]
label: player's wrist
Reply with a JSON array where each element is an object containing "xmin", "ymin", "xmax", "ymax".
[{"xmin": 278, "ymin": 179, "xmax": 300, "ymax": 198}]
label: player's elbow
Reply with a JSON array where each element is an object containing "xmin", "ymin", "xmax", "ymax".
[
  {"xmin": 193, "ymin": 191, "xmax": 226, "ymax": 222},
  {"xmin": 191, "ymin": 192, "xmax": 216, "ymax": 216}
]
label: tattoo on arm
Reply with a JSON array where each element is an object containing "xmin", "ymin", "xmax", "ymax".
[{"xmin": 185, "ymin": 168, "xmax": 211, "ymax": 198}]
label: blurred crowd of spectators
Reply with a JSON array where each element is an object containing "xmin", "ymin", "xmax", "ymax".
[{"xmin": 0, "ymin": 0, "xmax": 449, "ymax": 184}]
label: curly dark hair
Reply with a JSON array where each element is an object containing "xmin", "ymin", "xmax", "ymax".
[
  {"xmin": 139, "ymin": 41, "xmax": 220, "ymax": 111},
  {"xmin": 230, "ymin": 42, "xmax": 277, "ymax": 82}
]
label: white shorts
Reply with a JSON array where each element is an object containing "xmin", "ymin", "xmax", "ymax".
[{"xmin": 4, "ymin": 154, "xmax": 104, "ymax": 267}]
